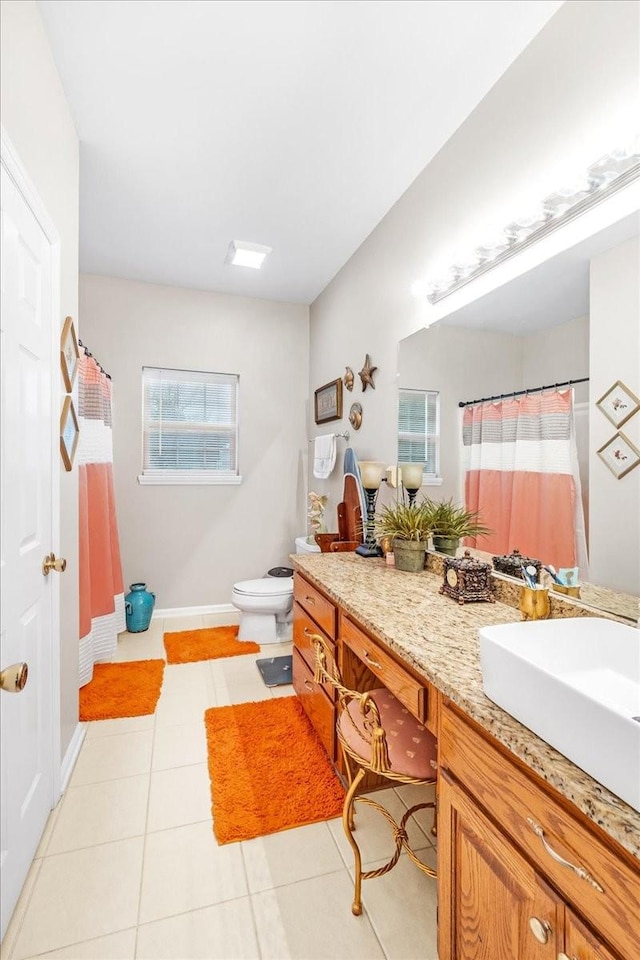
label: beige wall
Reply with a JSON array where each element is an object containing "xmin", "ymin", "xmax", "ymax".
[
  {"xmin": 1, "ymin": 0, "xmax": 80, "ymax": 760},
  {"xmin": 80, "ymin": 275, "xmax": 309, "ymax": 609},
  {"xmin": 589, "ymin": 238, "xmax": 640, "ymax": 595},
  {"xmin": 309, "ymin": 0, "xmax": 639, "ymax": 524}
]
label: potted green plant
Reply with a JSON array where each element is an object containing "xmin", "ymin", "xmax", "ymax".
[
  {"xmin": 374, "ymin": 500, "xmax": 432, "ymax": 572},
  {"xmin": 423, "ymin": 498, "xmax": 491, "ymax": 556}
]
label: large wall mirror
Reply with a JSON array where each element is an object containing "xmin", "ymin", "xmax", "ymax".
[{"xmin": 398, "ymin": 210, "xmax": 639, "ymax": 622}]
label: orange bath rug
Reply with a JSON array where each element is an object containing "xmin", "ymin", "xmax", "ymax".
[
  {"xmin": 164, "ymin": 625, "xmax": 259, "ymax": 664},
  {"xmin": 79, "ymin": 659, "xmax": 165, "ymax": 721},
  {"xmin": 205, "ymin": 695, "xmax": 345, "ymax": 844}
]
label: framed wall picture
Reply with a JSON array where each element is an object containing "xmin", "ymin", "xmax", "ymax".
[
  {"xmin": 597, "ymin": 431, "xmax": 640, "ymax": 479},
  {"xmin": 596, "ymin": 380, "xmax": 640, "ymax": 429},
  {"xmin": 60, "ymin": 395, "xmax": 80, "ymax": 471},
  {"xmin": 60, "ymin": 316, "xmax": 80, "ymax": 392},
  {"xmin": 314, "ymin": 378, "xmax": 343, "ymax": 424}
]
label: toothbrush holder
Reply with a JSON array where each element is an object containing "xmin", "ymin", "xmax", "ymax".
[{"xmin": 519, "ymin": 586, "xmax": 550, "ymax": 621}]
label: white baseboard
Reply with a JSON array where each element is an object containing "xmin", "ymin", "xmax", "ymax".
[
  {"xmin": 59, "ymin": 722, "xmax": 87, "ymax": 793},
  {"xmin": 152, "ymin": 603, "xmax": 237, "ymax": 620}
]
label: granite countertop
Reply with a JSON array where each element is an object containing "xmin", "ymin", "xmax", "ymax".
[{"xmin": 291, "ymin": 552, "xmax": 640, "ymax": 861}]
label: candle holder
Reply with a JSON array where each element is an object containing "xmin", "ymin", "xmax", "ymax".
[{"xmin": 356, "ymin": 461, "xmax": 386, "ymax": 558}]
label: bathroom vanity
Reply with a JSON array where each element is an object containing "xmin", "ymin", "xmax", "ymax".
[{"xmin": 290, "ymin": 553, "xmax": 640, "ymax": 960}]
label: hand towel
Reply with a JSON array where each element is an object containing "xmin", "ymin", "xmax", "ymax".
[
  {"xmin": 343, "ymin": 447, "xmax": 367, "ymax": 526},
  {"xmin": 313, "ymin": 434, "xmax": 337, "ymax": 479}
]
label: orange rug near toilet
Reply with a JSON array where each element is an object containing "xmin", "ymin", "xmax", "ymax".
[
  {"xmin": 164, "ymin": 625, "xmax": 260, "ymax": 664},
  {"xmin": 205, "ymin": 695, "xmax": 345, "ymax": 844},
  {"xmin": 79, "ymin": 659, "xmax": 165, "ymax": 720}
]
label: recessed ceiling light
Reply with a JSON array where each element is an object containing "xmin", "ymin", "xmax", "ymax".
[{"xmin": 225, "ymin": 240, "xmax": 272, "ymax": 269}]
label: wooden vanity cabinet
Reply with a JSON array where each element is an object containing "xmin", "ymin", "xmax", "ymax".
[{"xmin": 438, "ymin": 703, "xmax": 633, "ymax": 960}]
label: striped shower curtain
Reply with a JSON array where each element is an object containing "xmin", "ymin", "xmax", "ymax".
[
  {"xmin": 463, "ymin": 390, "xmax": 587, "ymax": 571},
  {"xmin": 78, "ymin": 353, "xmax": 125, "ymax": 686}
]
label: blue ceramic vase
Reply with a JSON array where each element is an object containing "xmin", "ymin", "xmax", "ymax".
[{"xmin": 125, "ymin": 583, "xmax": 156, "ymax": 633}]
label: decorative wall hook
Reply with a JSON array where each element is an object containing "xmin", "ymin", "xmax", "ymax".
[{"xmin": 359, "ymin": 354, "xmax": 377, "ymax": 391}]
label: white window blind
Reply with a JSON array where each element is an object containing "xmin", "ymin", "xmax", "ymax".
[
  {"xmin": 398, "ymin": 388, "xmax": 440, "ymax": 479},
  {"xmin": 139, "ymin": 367, "xmax": 241, "ymax": 485}
]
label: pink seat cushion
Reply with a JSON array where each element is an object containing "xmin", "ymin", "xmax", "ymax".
[{"xmin": 338, "ymin": 687, "xmax": 437, "ymax": 780}]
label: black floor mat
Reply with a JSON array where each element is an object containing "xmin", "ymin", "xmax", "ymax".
[{"xmin": 256, "ymin": 654, "xmax": 293, "ymax": 687}]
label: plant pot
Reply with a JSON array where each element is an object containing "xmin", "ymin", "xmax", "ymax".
[
  {"xmin": 392, "ymin": 539, "xmax": 427, "ymax": 573},
  {"xmin": 432, "ymin": 535, "xmax": 461, "ymax": 557}
]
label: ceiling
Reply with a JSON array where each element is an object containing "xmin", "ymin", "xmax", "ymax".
[
  {"xmin": 38, "ymin": 0, "xmax": 562, "ymax": 304},
  {"xmin": 439, "ymin": 211, "xmax": 640, "ymax": 335}
]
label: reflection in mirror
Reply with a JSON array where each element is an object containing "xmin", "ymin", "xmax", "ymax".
[{"xmin": 397, "ymin": 212, "xmax": 640, "ymax": 622}]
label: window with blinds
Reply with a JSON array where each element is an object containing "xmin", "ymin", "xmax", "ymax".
[
  {"xmin": 139, "ymin": 367, "xmax": 241, "ymax": 485},
  {"xmin": 398, "ymin": 388, "xmax": 440, "ymax": 479}
]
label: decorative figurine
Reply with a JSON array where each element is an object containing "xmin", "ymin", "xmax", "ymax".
[
  {"xmin": 358, "ymin": 354, "xmax": 377, "ymax": 391},
  {"xmin": 344, "ymin": 367, "xmax": 355, "ymax": 391},
  {"xmin": 349, "ymin": 402, "xmax": 363, "ymax": 430},
  {"xmin": 439, "ymin": 551, "xmax": 494, "ymax": 604}
]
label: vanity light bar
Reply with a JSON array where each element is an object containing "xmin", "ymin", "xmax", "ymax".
[{"xmin": 421, "ymin": 145, "xmax": 640, "ymax": 305}]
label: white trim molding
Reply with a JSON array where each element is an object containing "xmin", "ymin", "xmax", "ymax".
[
  {"xmin": 152, "ymin": 603, "xmax": 239, "ymax": 620},
  {"xmin": 59, "ymin": 723, "xmax": 87, "ymax": 793}
]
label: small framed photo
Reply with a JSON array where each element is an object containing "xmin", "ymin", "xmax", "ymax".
[
  {"xmin": 597, "ymin": 431, "xmax": 640, "ymax": 480},
  {"xmin": 314, "ymin": 378, "xmax": 343, "ymax": 424},
  {"xmin": 596, "ymin": 380, "xmax": 640, "ymax": 428},
  {"xmin": 60, "ymin": 396, "xmax": 80, "ymax": 471},
  {"xmin": 60, "ymin": 315, "xmax": 80, "ymax": 392}
]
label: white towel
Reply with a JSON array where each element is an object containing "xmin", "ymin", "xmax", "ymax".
[{"xmin": 313, "ymin": 434, "xmax": 337, "ymax": 479}]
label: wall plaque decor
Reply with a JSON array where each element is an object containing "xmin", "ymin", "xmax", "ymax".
[
  {"xmin": 597, "ymin": 431, "xmax": 640, "ymax": 479},
  {"xmin": 596, "ymin": 380, "xmax": 640, "ymax": 428},
  {"xmin": 314, "ymin": 378, "xmax": 343, "ymax": 424},
  {"xmin": 60, "ymin": 315, "xmax": 79, "ymax": 392},
  {"xmin": 60, "ymin": 395, "xmax": 80, "ymax": 471}
]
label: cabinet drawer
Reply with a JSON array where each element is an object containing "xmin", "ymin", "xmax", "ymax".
[
  {"xmin": 341, "ymin": 615, "xmax": 426, "ymax": 723},
  {"xmin": 292, "ymin": 602, "xmax": 336, "ymax": 702},
  {"xmin": 293, "ymin": 574, "xmax": 336, "ymax": 640},
  {"xmin": 440, "ymin": 704, "xmax": 640, "ymax": 960},
  {"xmin": 292, "ymin": 647, "xmax": 336, "ymax": 762}
]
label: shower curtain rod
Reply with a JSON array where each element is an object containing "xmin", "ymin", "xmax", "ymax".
[
  {"xmin": 458, "ymin": 376, "xmax": 589, "ymax": 408},
  {"xmin": 78, "ymin": 338, "xmax": 111, "ymax": 380}
]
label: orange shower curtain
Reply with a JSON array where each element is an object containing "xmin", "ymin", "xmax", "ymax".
[
  {"xmin": 78, "ymin": 353, "xmax": 125, "ymax": 687},
  {"xmin": 463, "ymin": 390, "xmax": 586, "ymax": 569}
]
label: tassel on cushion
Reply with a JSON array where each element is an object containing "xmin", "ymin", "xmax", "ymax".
[{"xmin": 370, "ymin": 726, "xmax": 390, "ymax": 773}]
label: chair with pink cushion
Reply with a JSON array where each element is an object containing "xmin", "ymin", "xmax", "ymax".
[{"xmin": 312, "ymin": 634, "xmax": 437, "ymax": 916}]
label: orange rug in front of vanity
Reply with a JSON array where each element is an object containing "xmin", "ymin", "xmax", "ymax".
[
  {"xmin": 79, "ymin": 659, "xmax": 165, "ymax": 720},
  {"xmin": 164, "ymin": 625, "xmax": 260, "ymax": 664},
  {"xmin": 205, "ymin": 695, "xmax": 345, "ymax": 843}
]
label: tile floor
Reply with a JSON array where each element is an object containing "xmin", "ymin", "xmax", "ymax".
[{"xmin": 2, "ymin": 614, "xmax": 439, "ymax": 960}]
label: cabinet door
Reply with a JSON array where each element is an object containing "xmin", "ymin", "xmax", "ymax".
[
  {"xmin": 438, "ymin": 771, "xmax": 562, "ymax": 960},
  {"xmin": 561, "ymin": 909, "xmax": 622, "ymax": 960}
]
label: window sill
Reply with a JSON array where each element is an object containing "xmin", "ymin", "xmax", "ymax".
[
  {"xmin": 137, "ymin": 474, "xmax": 243, "ymax": 486},
  {"xmin": 423, "ymin": 477, "xmax": 443, "ymax": 486}
]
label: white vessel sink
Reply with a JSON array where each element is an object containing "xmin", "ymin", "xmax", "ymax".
[{"xmin": 479, "ymin": 617, "xmax": 640, "ymax": 812}]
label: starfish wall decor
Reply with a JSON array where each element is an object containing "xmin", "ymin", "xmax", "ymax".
[{"xmin": 358, "ymin": 354, "xmax": 377, "ymax": 391}]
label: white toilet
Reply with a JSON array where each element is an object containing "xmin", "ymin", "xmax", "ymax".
[{"xmin": 231, "ymin": 538, "xmax": 319, "ymax": 644}]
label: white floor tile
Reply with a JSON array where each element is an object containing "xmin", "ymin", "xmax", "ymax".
[
  {"xmin": 154, "ymin": 690, "xmax": 214, "ymax": 728},
  {"xmin": 269, "ymin": 683, "xmax": 295, "ymax": 698},
  {"xmin": 25, "ymin": 928, "xmax": 137, "ymax": 959},
  {"xmin": 394, "ymin": 780, "xmax": 438, "ymax": 842},
  {"xmin": 85, "ymin": 715, "xmax": 156, "ymax": 740},
  {"xmin": 147, "ymin": 763, "xmax": 212, "ymax": 832},
  {"xmin": 251, "ymin": 872, "xmax": 385, "ymax": 960},
  {"xmin": 11, "ymin": 838, "xmax": 144, "ymax": 959},
  {"xmin": 139, "ymin": 821, "xmax": 247, "ymax": 924},
  {"xmin": 114, "ymin": 632, "xmax": 165, "ymax": 663},
  {"xmin": 201, "ymin": 612, "xmax": 240, "ymax": 628},
  {"xmin": 69, "ymin": 731, "xmax": 153, "ymax": 786},
  {"xmin": 162, "ymin": 616, "xmax": 206, "ymax": 633},
  {"xmin": 135, "ymin": 899, "xmax": 259, "ymax": 959},
  {"xmin": 158, "ymin": 663, "xmax": 215, "ymax": 703},
  {"xmin": 33, "ymin": 802, "xmax": 62, "ymax": 859},
  {"xmin": 46, "ymin": 775, "xmax": 149, "ymax": 854},
  {"xmin": 241, "ymin": 821, "xmax": 344, "ymax": 893},
  {"xmin": 152, "ymin": 720, "xmax": 208, "ymax": 770},
  {"xmin": 1, "ymin": 858, "xmax": 43, "ymax": 960}
]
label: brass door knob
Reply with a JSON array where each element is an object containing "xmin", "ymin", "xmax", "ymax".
[
  {"xmin": 0, "ymin": 662, "xmax": 28, "ymax": 692},
  {"xmin": 529, "ymin": 917, "xmax": 552, "ymax": 945},
  {"xmin": 42, "ymin": 553, "xmax": 67, "ymax": 576}
]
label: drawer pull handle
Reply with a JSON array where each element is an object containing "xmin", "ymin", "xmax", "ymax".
[
  {"xmin": 303, "ymin": 679, "xmax": 315, "ymax": 691},
  {"xmin": 528, "ymin": 917, "xmax": 552, "ymax": 945},
  {"xmin": 364, "ymin": 652, "xmax": 382, "ymax": 669},
  {"xmin": 304, "ymin": 595, "xmax": 316, "ymax": 605},
  {"xmin": 526, "ymin": 818, "xmax": 604, "ymax": 893}
]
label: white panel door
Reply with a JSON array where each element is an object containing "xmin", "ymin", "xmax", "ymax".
[{"xmin": 0, "ymin": 165, "xmax": 56, "ymax": 939}]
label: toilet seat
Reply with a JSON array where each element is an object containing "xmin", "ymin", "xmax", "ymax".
[{"xmin": 233, "ymin": 578, "xmax": 293, "ymax": 599}]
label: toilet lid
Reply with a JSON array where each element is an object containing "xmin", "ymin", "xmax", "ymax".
[{"xmin": 233, "ymin": 578, "xmax": 293, "ymax": 598}]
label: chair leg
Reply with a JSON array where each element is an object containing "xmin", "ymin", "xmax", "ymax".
[
  {"xmin": 341, "ymin": 749, "xmax": 357, "ymax": 832},
  {"xmin": 342, "ymin": 766, "xmax": 366, "ymax": 916}
]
